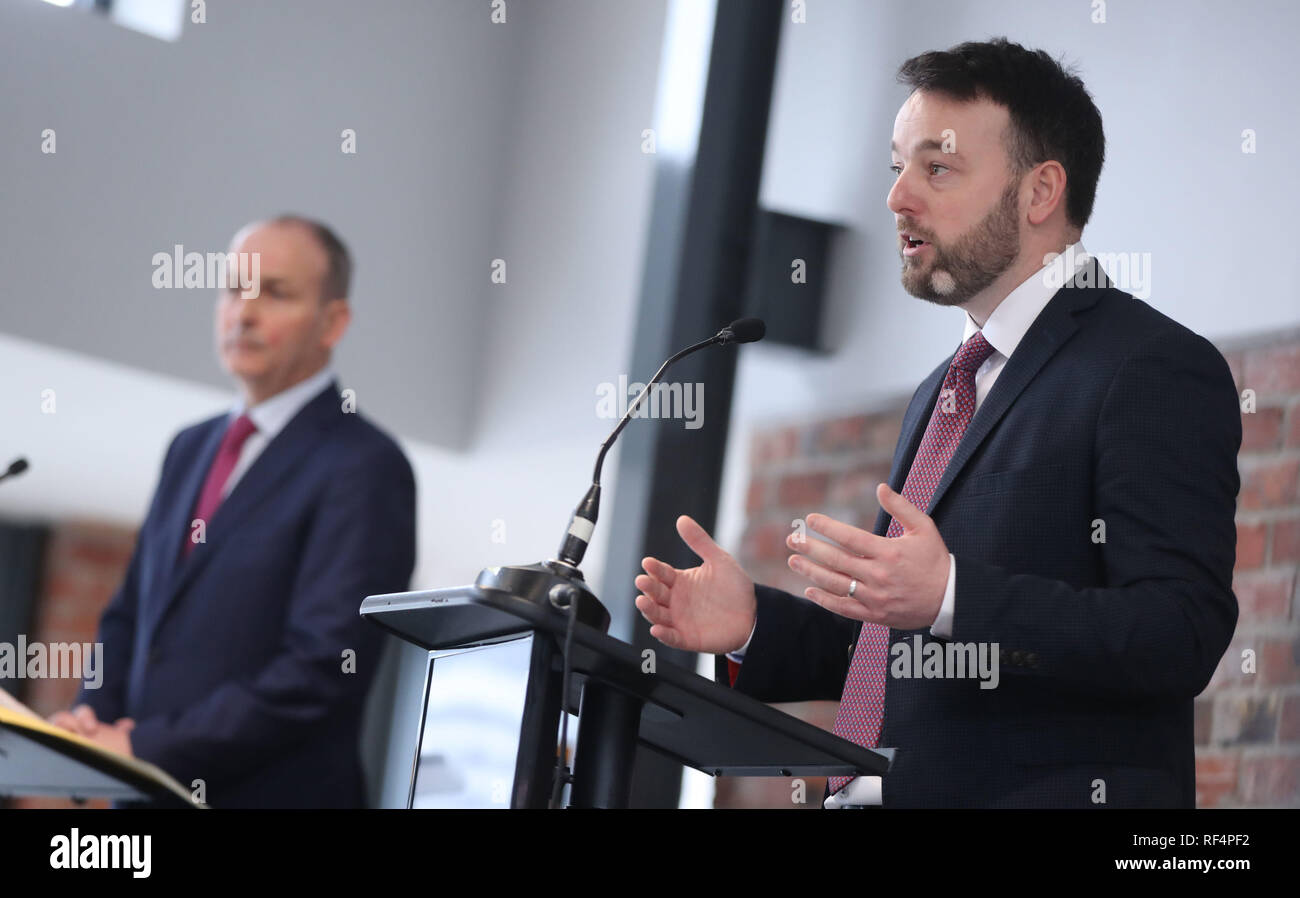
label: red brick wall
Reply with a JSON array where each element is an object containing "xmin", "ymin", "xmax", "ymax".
[
  {"xmin": 1202, "ymin": 331, "xmax": 1300, "ymax": 807},
  {"xmin": 21, "ymin": 522, "xmax": 135, "ymax": 717},
  {"xmin": 716, "ymin": 403, "xmax": 907, "ymax": 809},
  {"xmin": 720, "ymin": 326, "xmax": 1300, "ymax": 808},
  {"xmin": 9, "ymin": 521, "xmax": 135, "ymax": 810}
]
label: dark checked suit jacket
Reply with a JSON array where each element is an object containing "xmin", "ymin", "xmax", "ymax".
[
  {"xmin": 716, "ymin": 260, "xmax": 1241, "ymax": 808},
  {"xmin": 76, "ymin": 380, "xmax": 416, "ymax": 808}
]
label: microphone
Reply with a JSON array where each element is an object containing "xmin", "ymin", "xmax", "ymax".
[
  {"xmin": 718, "ymin": 317, "xmax": 766, "ymax": 345},
  {"xmin": 0, "ymin": 457, "xmax": 28, "ymax": 484},
  {"xmin": 554, "ymin": 318, "xmax": 766, "ymax": 570}
]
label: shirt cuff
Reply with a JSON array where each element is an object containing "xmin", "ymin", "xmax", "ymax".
[
  {"xmin": 725, "ymin": 619, "xmax": 757, "ymax": 662},
  {"xmin": 929, "ymin": 553, "xmax": 956, "ymax": 640},
  {"xmin": 824, "ymin": 775, "xmax": 883, "ymax": 808}
]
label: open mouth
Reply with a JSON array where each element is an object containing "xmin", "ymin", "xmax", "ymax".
[{"xmin": 900, "ymin": 232, "xmax": 931, "ymax": 256}]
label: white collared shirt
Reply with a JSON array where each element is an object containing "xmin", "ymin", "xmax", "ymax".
[{"xmin": 221, "ymin": 366, "xmax": 337, "ymax": 498}]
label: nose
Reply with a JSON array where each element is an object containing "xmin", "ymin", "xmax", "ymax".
[
  {"xmin": 217, "ymin": 290, "xmax": 259, "ymax": 333},
  {"xmin": 887, "ymin": 167, "xmax": 920, "ymax": 219},
  {"xmin": 235, "ymin": 293, "xmax": 260, "ymax": 322}
]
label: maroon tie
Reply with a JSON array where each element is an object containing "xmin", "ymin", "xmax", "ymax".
[
  {"xmin": 182, "ymin": 413, "xmax": 258, "ymax": 557},
  {"xmin": 829, "ymin": 330, "xmax": 997, "ymax": 793}
]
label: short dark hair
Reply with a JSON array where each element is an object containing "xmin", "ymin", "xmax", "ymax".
[
  {"xmin": 269, "ymin": 214, "xmax": 352, "ymax": 303},
  {"xmin": 897, "ymin": 38, "xmax": 1105, "ymax": 230}
]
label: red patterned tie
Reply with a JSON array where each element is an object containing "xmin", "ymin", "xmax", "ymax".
[
  {"xmin": 182, "ymin": 413, "xmax": 257, "ymax": 557},
  {"xmin": 829, "ymin": 330, "xmax": 997, "ymax": 793}
]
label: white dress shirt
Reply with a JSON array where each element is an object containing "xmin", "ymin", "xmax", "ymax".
[
  {"xmin": 220, "ymin": 366, "xmax": 337, "ymax": 498},
  {"xmin": 719, "ymin": 243, "xmax": 1092, "ymax": 806}
]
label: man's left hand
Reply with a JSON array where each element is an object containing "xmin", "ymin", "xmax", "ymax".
[
  {"xmin": 87, "ymin": 718, "xmax": 135, "ymax": 757},
  {"xmin": 786, "ymin": 482, "xmax": 950, "ymax": 629}
]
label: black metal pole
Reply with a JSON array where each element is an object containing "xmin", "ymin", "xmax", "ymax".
[
  {"xmin": 615, "ymin": 0, "xmax": 785, "ymax": 809},
  {"xmin": 568, "ymin": 682, "xmax": 644, "ymax": 808},
  {"xmin": 510, "ymin": 635, "xmax": 564, "ymax": 809}
]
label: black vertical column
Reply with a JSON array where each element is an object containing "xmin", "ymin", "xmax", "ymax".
[
  {"xmin": 601, "ymin": 0, "xmax": 784, "ymax": 809},
  {"xmin": 0, "ymin": 523, "xmax": 47, "ymax": 702}
]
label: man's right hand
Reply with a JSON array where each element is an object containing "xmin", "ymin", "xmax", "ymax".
[
  {"xmin": 47, "ymin": 704, "xmax": 100, "ymax": 737},
  {"xmin": 635, "ymin": 515, "xmax": 756, "ymax": 654}
]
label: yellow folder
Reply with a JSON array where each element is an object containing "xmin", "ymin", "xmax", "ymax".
[{"xmin": 0, "ymin": 688, "xmax": 204, "ymax": 808}]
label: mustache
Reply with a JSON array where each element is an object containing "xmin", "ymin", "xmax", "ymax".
[{"xmin": 898, "ymin": 224, "xmax": 935, "ymax": 243}]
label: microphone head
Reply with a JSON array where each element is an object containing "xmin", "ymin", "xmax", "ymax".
[
  {"xmin": 722, "ymin": 318, "xmax": 766, "ymax": 345},
  {"xmin": 7, "ymin": 457, "xmax": 28, "ymax": 476}
]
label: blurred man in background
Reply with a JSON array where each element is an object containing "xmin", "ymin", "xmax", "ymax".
[{"xmin": 50, "ymin": 216, "xmax": 416, "ymax": 808}]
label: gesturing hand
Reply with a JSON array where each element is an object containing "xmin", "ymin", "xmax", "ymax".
[
  {"xmin": 635, "ymin": 515, "xmax": 757, "ymax": 654},
  {"xmin": 786, "ymin": 483, "xmax": 951, "ymax": 630}
]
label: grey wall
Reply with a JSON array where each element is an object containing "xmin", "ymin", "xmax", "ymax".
[
  {"xmin": 372, "ymin": 0, "xmax": 672, "ymax": 809},
  {"xmin": 0, "ymin": 0, "xmax": 526, "ymax": 449},
  {"xmin": 475, "ymin": 0, "xmax": 670, "ymax": 451}
]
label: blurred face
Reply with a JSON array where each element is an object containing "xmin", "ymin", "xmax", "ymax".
[
  {"xmin": 215, "ymin": 222, "xmax": 350, "ymax": 403},
  {"xmin": 887, "ymin": 91, "xmax": 1024, "ymax": 306}
]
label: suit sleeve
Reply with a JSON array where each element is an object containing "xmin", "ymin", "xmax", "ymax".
[
  {"xmin": 127, "ymin": 443, "xmax": 417, "ymax": 785},
  {"xmin": 713, "ymin": 583, "xmax": 859, "ymax": 703},
  {"xmin": 75, "ymin": 435, "xmax": 183, "ymax": 721},
  {"xmin": 951, "ymin": 325, "xmax": 1241, "ymax": 699}
]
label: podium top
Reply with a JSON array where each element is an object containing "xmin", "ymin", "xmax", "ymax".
[{"xmin": 362, "ymin": 582, "xmax": 893, "ymax": 779}]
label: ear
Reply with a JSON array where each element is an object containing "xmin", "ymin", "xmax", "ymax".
[
  {"xmin": 1025, "ymin": 160, "xmax": 1067, "ymax": 227},
  {"xmin": 322, "ymin": 298, "xmax": 351, "ymax": 349}
]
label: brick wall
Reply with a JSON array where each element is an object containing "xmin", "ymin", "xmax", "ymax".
[
  {"xmin": 719, "ymin": 326, "xmax": 1300, "ymax": 809},
  {"xmin": 1202, "ymin": 330, "xmax": 1300, "ymax": 807},
  {"xmin": 7, "ymin": 521, "xmax": 135, "ymax": 810},
  {"xmin": 20, "ymin": 521, "xmax": 135, "ymax": 717},
  {"xmin": 715, "ymin": 402, "xmax": 908, "ymax": 809}
]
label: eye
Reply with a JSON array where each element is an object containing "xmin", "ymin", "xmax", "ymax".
[
  {"xmin": 929, "ymin": 162, "xmax": 950, "ymax": 176},
  {"xmin": 889, "ymin": 163, "xmax": 902, "ymax": 175}
]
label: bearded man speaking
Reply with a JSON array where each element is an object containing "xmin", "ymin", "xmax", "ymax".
[{"xmin": 634, "ymin": 38, "xmax": 1240, "ymax": 808}]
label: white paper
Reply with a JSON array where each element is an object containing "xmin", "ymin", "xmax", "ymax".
[{"xmin": 0, "ymin": 685, "xmax": 41, "ymax": 720}]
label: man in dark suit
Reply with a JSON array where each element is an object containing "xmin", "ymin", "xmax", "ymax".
[
  {"xmin": 50, "ymin": 216, "xmax": 416, "ymax": 808},
  {"xmin": 634, "ymin": 39, "xmax": 1239, "ymax": 808}
]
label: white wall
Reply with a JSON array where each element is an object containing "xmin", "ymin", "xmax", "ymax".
[{"xmin": 717, "ymin": 0, "xmax": 1300, "ymax": 554}]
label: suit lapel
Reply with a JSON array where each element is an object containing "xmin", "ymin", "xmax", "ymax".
[
  {"xmin": 148, "ymin": 381, "xmax": 342, "ymax": 641},
  {"xmin": 149, "ymin": 419, "xmax": 226, "ymax": 627},
  {"xmin": 874, "ymin": 258, "xmax": 1112, "ymax": 534}
]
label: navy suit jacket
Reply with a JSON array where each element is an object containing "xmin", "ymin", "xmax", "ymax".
[
  {"xmin": 718, "ymin": 261, "xmax": 1241, "ymax": 808},
  {"xmin": 77, "ymin": 380, "xmax": 416, "ymax": 808}
]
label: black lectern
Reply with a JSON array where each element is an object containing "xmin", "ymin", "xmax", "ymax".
[{"xmin": 362, "ymin": 561, "xmax": 893, "ymax": 809}]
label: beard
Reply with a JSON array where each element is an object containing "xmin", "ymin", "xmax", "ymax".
[{"xmin": 899, "ymin": 177, "xmax": 1022, "ymax": 307}]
